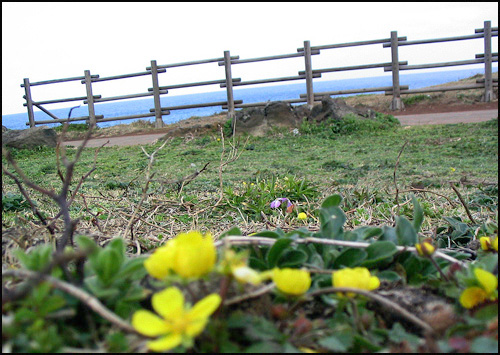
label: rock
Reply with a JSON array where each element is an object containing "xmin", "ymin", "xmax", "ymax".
[
  {"xmin": 2, "ymin": 126, "xmax": 8, "ymax": 133},
  {"xmin": 231, "ymin": 98, "xmax": 378, "ymax": 136},
  {"xmin": 311, "ymin": 96, "xmax": 376, "ymax": 122},
  {"xmin": 233, "ymin": 101, "xmax": 300, "ymax": 136},
  {"xmin": 2, "ymin": 126, "xmax": 58, "ymax": 149}
]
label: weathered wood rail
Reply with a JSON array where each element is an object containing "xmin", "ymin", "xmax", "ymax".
[{"xmin": 21, "ymin": 21, "xmax": 497, "ymax": 128}]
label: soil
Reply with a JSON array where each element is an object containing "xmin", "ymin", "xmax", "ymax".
[{"xmin": 62, "ymin": 73, "xmax": 498, "ymax": 144}]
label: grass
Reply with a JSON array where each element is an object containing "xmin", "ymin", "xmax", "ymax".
[{"xmin": 2, "ymin": 113, "xmax": 499, "ymax": 353}]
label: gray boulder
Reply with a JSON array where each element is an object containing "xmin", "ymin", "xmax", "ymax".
[
  {"xmin": 311, "ymin": 96, "xmax": 376, "ymax": 122},
  {"xmin": 233, "ymin": 101, "xmax": 300, "ymax": 136},
  {"xmin": 2, "ymin": 126, "xmax": 58, "ymax": 149}
]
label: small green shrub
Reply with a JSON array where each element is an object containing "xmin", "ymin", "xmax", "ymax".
[
  {"xmin": 53, "ymin": 123, "xmax": 90, "ymax": 132},
  {"xmin": 2, "ymin": 193, "xmax": 31, "ymax": 212},
  {"xmin": 299, "ymin": 112, "xmax": 400, "ymax": 138},
  {"xmin": 402, "ymin": 94, "xmax": 431, "ymax": 106}
]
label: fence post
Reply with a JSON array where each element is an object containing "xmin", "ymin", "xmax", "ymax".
[
  {"xmin": 150, "ymin": 60, "xmax": 165, "ymax": 128},
  {"xmin": 482, "ymin": 20, "xmax": 496, "ymax": 102},
  {"xmin": 22, "ymin": 78, "xmax": 36, "ymax": 127},
  {"xmin": 223, "ymin": 50, "xmax": 235, "ymax": 124},
  {"xmin": 304, "ymin": 40, "xmax": 315, "ymax": 108},
  {"xmin": 83, "ymin": 70, "xmax": 97, "ymax": 127},
  {"xmin": 390, "ymin": 31, "xmax": 404, "ymax": 110}
]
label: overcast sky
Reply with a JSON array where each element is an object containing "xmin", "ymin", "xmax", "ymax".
[{"xmin": 2, "ymin": 2, "xmax": 498, "ymax": 115}]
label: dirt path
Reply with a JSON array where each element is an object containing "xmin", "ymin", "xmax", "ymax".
[{"xmin": 62, "ymin": 108, "xmax": 498, "ymax": 148}]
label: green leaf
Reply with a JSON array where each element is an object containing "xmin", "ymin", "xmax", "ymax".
[
  {"xmin": 75, "ymin": 234, "xmax": 99, "ymax": 254},
  {"xmin": 38, "ymin": 295, "xmax": 66, "ymax": 315},
  {"xmin": 395, "ymin": 216, "xmax": 418, "ymax": 246},
  {"xmin": 244, "ymin": 317, "xmax": 284, "ymax": 342},
  {"xmin": 322, "ymin": 194, "xmax": 343, "ymax": 208},
  {"xmin": 278, "ymin": 250, "xmax": 308, "ymax": 268},
  {"xmin": 332, "ymin": 248, "xmax": 367, "ymax": 268},
  {"xmin": 244, "ymin": 342, "xmax": 283, "ymax": 353},
  {"xmin": 360, "ymin": 241, "xmax": 397, "ymax": 269},
  {"xmin": 379, "ymin": 226, "xmax": 398, "ymax": 244},
  {"xmin": 377, "ymin": 270, "xmax": 402, "ymax": 282},
  {"xmin": 353, "ymin": 334, "xmax": 382, "ymax": 352},
  {"xmin": 319, "ymin": 335, "xmax": 347, "ymax": 351},
  {"xmin": 387, "ymin": 323, "xmax": 420, "ymax": 348},
  {"xmin": 253, "ymin": 230, "xmax": 282, "ymax": 239},
  {"xmin": 106, "ymin": 238, "xmax": 125, "ymax": 266},
  {"xmin": 266, "ymin": 238, "xmax": 293, "ymax": 268},
  {"xmin": 411, "ymin": 195, "xmax": 424, "ymax": 233},
  {"xmin": 116, "ymin": 257, "xmax": 147, "ymax": 280},
  {"xmin": 95, "ymin": 248, "xmax": 122, "ymax": 285},
  {"xmin": 32, "ymin": 282, "xmax": 51, "ymax": 305},
  {"xmin": 84, "ymin": 276, "xmax": 120, "ymax": 299},
  {"xmin": 352, "ymin": 226, "xmax": 383, "ymax": 240},
  {"xmin": 320, "ymin": 206, "xmax": 346, "ymax": 239},
  {"xmin": 249, "ymin": 256, "xmax": 268, "ymax": 271},
  {"xmin": 220, "ymin": 227, "xmax": 242, "ymax": 238},
  {"xmin": 470, "ymin": 336, "xmax": 498, "ymax": 353},
  {"xmin": 473, "ymin": 304, "xmax": 498, "ymax": 321}
]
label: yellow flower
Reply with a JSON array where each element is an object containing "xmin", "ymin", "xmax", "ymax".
[
  {"xmin": 332, "ymin": 267, "xmax": 380, "ymax": 297},
  {"xmin": 450, "ymin": 167, "xmax": 456, "ymax": 172},
  {"xmin": 219, "ymin": 249, "xmax": 262, "ymax": 285},
  {"xmin": 298, "ymin": 212, "xmax": 307, "ymax": 220},
  {"xmin": 480, "ymin": 236, "xmax": 498, "ymax": 252},
  {"xmin": 132, "ymin": 287, "xmax": 221, "ymax": 352},
  {"xmin": 459, "ymin": 268, "xmax": 498, "ymax": 309},
  {"xmin": 415, "ymin": 240, "xmax": 435, "ymax": 257},
  {"xmin": 232, "ymin": 265, "xmax": 262, "ymax": 285},
  {"xmin": 272, "ymin": 268, "xmax": 311, "ymax": 296},
  {"xmin": 144, "ymin": 242, "xmax": 176, "ymax": 279},
  {"xmin": 144, "ymin": 231, "xmax": 216, "ymax": 279}
]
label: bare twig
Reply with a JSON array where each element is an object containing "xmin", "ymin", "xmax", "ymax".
[
  {"xmin": 398, "ymin": 188, "xmax": 458, "ymax": 207},
  {"xmin": 213, "ymin": 236, "xmax": 467, "ymax": 267},
  {"xmin": 2, "ymin": 269, "xmax": 138, "ymax": 334},
  {"xmin": 449, "ymin": 183, "xmax": 477, "ymax": 224},
  {"xmin": 2, "ymin": 124, "xmax": 104, "ymax": 251},
  {"xmin": 121, "ymin": 140, "xmax": 169, "ymax": 240},
  {"xmin": 1, "ymin": 164, "xmax": 56, "ymax": 237},
  {"xmin": 154, "ymin": 162, "xmax": 210, "ymax": 194},
  {"xmin": 224, "ymin": 282, "xmax": 276, "ymax": 306}
]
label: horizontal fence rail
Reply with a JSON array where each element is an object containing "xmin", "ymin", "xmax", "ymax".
[{"xmin": 20, "ymin": 21, "xmax": 497, "ymax": 128}]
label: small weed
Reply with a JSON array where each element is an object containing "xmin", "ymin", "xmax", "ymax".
[
  {"xmin": 53, "ymin": 123, "xmax": 90, "ymax": 132},
  {"xmin": 402, "ymin": 94, "xmax": 431, "ymax": 106}
]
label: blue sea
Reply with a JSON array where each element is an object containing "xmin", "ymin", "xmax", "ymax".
[{"xmin": 2, "ymin": 67, "xmax": 497, "ymax": 131}]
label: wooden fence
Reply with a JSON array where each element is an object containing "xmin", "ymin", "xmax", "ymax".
[{"xmin": 21, "ymin": 21, "xmax": 498, "ymax": 128}]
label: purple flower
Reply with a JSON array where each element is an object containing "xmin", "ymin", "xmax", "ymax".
[{"xmin": 270, "ymin": 198, "xmax": 292, "ymax": 209}]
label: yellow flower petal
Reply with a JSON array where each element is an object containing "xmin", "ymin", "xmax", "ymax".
[
  {"xmin": 147, "ymin": 333, "xmax": 183, "ymax": 352},
  {"xmin": 493, "ymin": 236, "xmax": 498, "ymax": 252},
  {"xmin": 459, "ymin": 287, "xmax": 488, "ymax": 309},
  {"xmin": 188, "ymin": 293, "xmax": 222, "ymax": 320},
  {"xmin": 298, "ymin": 212, "xmax": 307, "ymax": 220},
  {"xmin": 368, "ymin": 276, "xmax": 381, "ymax": 290},
  {"xmin": 474, "ymin": 268, "xmax": 498, "ymax": 295},
  {"xmin": 185, "ymin": 317, "xmax": 209, "ymax": 337},
  {"xmin": 273, "ymin": 268, "xmax": 311, "ymax": 296},
  {"xmin": 152, "ymin": 287, "xmax": 185, "ymax": 321},
  {"xmin": 480, "ymin": 237, "xmax": 492, "ymax": 251},
  {"xmin": 171, "ymin": 231, "xmax": 216, "ymax": 278},
  {"xmin": 232, "ymin": 266, "xmax": 262, "ymax": 285},
  {"xmin": 131, "ymin": 310, "xmax": 170, "ymax": 337},
  {"xmin": 332, "ymin": 267, "xmax": 380, "ymax": 297},
  {"xmin": 144, "ymin": 244, "xmax": 175, "ymax": 279}
]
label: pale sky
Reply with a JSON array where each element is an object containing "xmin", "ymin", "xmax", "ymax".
[{"xmin": 2, "ymin": 2, "xmax": 498, "ymax": 115}]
